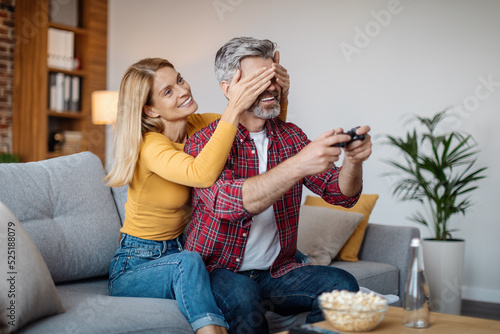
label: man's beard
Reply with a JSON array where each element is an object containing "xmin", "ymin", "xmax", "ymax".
[{"xmin": 249, "ymin": 92, "xmax": 281, "ymax": 120}]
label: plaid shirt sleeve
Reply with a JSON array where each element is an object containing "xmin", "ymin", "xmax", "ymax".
[
  {"xmin": 193, "ymin": 171, "xmax": 254, "ymax": 222},
  {"xmin": 304, "ymin": 167, "xmax": 361, "ymax": 208},
  {"xmin": 184, "ymin": 121, "xmax": 253, "ymax": 222}
]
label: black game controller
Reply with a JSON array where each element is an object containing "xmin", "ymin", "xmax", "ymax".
[{"xmin": 332, "ymin": 126, "xmax": 365, "ymax": 147}]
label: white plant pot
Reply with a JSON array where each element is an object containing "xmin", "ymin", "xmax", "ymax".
[{"xmin": 422, "ymin": 239, "xmax": 465, "ymax": 315}]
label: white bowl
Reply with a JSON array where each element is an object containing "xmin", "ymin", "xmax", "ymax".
[{"xmin": 318, "ymin": 290, "xmax": 388, "ymax": 332}]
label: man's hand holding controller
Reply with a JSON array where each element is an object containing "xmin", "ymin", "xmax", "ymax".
[
  {"xmin": 332, "ymin": 125, "xmax": 372, "ymax": 166},
  {"xmin": 332, "ymin": 126, "xmax": 366, "ymax": 148},
  {"xmin": 286, "ymin": 125, "xmax": 371, "ymax": 180}
]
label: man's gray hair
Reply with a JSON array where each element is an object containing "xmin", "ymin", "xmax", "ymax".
[{"xmin": 215, "ymin": 37, "xmax": 276, "ymax": 84}]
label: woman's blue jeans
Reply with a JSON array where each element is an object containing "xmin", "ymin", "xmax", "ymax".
[
  {"xmin": 108, "ymin": 234, "xmax": 227, "ymax": 332},
  {"xmin": 210, "ymin": 265, "xmax": 359, "ymax": 334}
]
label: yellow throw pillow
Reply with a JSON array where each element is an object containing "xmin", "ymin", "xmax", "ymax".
[{"xmin": 304, "ymin": 194, "xmax": 379, "ymax": 262}]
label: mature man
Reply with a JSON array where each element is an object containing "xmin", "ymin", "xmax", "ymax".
[{"xmin": 184, "ymin": 37, "xmax": 372, "ymax": 333}]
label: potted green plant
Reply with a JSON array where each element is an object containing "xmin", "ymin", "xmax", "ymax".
[
  {"xmin": 382, "ymin": 108, "xmax": 487, "ymax": 315},
  {"xmin": 0, "ymin": 153, "xmax": 20, "ymax": 163}
]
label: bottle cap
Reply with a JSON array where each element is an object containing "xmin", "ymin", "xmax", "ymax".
[{"xmin": 410, "ymin": 238, "xmax": 421, "ymax": 247}]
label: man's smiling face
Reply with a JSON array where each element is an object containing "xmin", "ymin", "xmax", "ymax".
[{"xmin": 240, "ymin": 56, "xmax": 281, "ymax": 119}]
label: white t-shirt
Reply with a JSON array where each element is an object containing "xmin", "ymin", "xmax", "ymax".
[{"xmin": 239, "ymin": 129, "xmax": 281, "ymax": 271}]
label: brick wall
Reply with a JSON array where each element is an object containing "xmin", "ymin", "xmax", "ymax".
[{"xmin": 0, "ymin": 0, "xmax": 14, "ymax": 154}]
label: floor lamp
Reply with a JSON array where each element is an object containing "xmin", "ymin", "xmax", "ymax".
[{"xmin": 91, "ymin": 90, "xmax": 118, "ymax": 171}]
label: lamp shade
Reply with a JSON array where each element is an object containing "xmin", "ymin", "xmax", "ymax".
[{"xmin": 91, "ymin": 90, "xmax": 119, "ymax": 124}]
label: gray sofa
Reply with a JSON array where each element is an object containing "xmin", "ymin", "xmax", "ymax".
[{"xmin": 0, "ymin": 152, "xmax": 419, "ymax": 333}]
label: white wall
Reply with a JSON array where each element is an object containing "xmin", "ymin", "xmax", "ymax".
[{"xmin": 108, "ymin": 0, "xmax": 500, "ymax": 303}]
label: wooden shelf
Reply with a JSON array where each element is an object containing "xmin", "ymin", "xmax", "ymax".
[
  {"xmin": 48, "ymin": 111, "xmax": 85, "ymax": 119},
  {"xmin": 13, "ymin": 0, "xmax": 107, "ymax": 163},
  {"xmin": 49, "ymin": 22, "xmax": 87, "ymax": 35},
  {"xmin": 48, "ymin": 68, "xmax": 86, "ymax": 77}
]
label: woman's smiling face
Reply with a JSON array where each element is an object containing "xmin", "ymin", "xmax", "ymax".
[{"xmin": 148, "ymin": 66, "xmax": 199, "ymax": 121}]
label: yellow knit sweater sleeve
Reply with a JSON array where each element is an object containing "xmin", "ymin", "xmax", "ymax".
[
  {"xmin": 277, "ymin": 101, "xmax": 288, "ymax": 122},
  {"xmin": 141, "ymin": 117, "xmax": 236, "ymax": 188}
]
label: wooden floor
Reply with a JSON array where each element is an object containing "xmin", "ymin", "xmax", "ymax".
[{"xmin": 461, "ymin": 299, "xmax": 500, "ymax": 321}]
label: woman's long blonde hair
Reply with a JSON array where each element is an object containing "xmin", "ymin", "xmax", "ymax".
[{"xmin": 105, "ymin": 58, "xmax": 175, "ymax": 187}]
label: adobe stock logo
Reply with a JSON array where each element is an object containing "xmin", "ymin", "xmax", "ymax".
[
  {"xmin": 444, "ymin": 74, "xmax": 499, "ymax": 128},
  {"xmin": 213, "ymin": 0, "xmax": 244, "ymax": 21},
  {"xmin": 339, "ymin": 0, "xmax": 406, "ymax": 64},
  {"xmin": 458, "ymin": 74, "xmax": 499, "ymax": 114}
]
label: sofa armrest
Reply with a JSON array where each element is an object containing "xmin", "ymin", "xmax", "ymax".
[{"xmin": 358, "ymin": 223, "xmax": 420, "ymax": 300}]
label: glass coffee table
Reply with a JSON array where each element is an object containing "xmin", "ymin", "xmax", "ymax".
[{"xmin": 279, "ymin": 306, "xmax": 500, "ymax": 333}]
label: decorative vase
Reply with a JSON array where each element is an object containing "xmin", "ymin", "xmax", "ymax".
[{"xmin": 422, "ymin": 239, "xmax": 465, "ymax": 315}]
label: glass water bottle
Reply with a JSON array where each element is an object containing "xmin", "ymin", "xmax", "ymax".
[{"xmin": 403, "ymin": 238, "xmax": 430, "ymax": 328}]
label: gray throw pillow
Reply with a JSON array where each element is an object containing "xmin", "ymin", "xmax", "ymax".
[
  {"xmin": 297, "ymin": 205, "xmax": 364, "ymax": 265},
  {"xmin": 0, "ymin": 202, "xmax": 64, "ymax": 333},
  {"xmin": 0, "ymin": 152, "xmax": 122, "ymax": 283}
]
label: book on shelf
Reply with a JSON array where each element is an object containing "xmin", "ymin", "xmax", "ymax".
[
  {"xmin": 61, "ymin": 130, "xmax": 83, "ymax": 154},
  {"xmin": 49, "ymin": 0, "xmax": 79, "ymax": 27},
  {"xmin": 64, "ymin": 75, "xmax": 71, "ymax": 111},
  {"xmin": 48, "ymin": 72, "xmax": 81, "ymax": 112},
  {"xmin": 70, "ymin": 76, "xmax": 81, "ymax": 111},
  {"xmin": 54, "ymin": 72, "xmax": 64, "ymax": 112},
  {"xmin": 49, "ymin": 73, "xmax": 57, "ymax": 111},
  {"xmin": 47, "ymin": 27, "xmax": 75, "ymax": 70}
]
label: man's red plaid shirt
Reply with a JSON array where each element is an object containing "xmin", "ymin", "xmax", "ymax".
[{"xmin": 184, "ymin": 118, "xmax": 360, "ymax": 278}]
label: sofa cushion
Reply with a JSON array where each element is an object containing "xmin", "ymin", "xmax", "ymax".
[
  {"xmin": 332, "ymin": 260, "xmax": 399, "ymax": 297},
  {"xmin": 297, "ymin": 205, "xmax": 363, "ymax": 265},
  {"xmin": 0, "ymin": 202, "xmax": 64, "ymax": 333},
  {"xmin": 304, "ymin": 194, "xmax": 379, "ymax": 262},
  {"xmin": 18, "ymin": 278, "xmax": 194, "ymax": 334},
  {"xmin": 0, "ymin": 152, "xmax": 122, "ymax": 283}
]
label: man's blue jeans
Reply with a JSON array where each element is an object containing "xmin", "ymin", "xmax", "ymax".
[
  {"xmin": 210, "ymin": 265, "xmax": 359, "ymax": 334},
  {"xmin": 108, "ymin": 234, "xmax": 227, "ymax": 332}
]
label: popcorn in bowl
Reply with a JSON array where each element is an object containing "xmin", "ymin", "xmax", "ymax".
[{"xmin": 318, "ymin": 290, "xmax": 389, "ymax": 332}]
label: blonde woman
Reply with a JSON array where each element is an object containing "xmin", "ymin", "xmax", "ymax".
[{"xmin": 105, "ymin": 57, "xmax": 289, "ymax": 334}]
